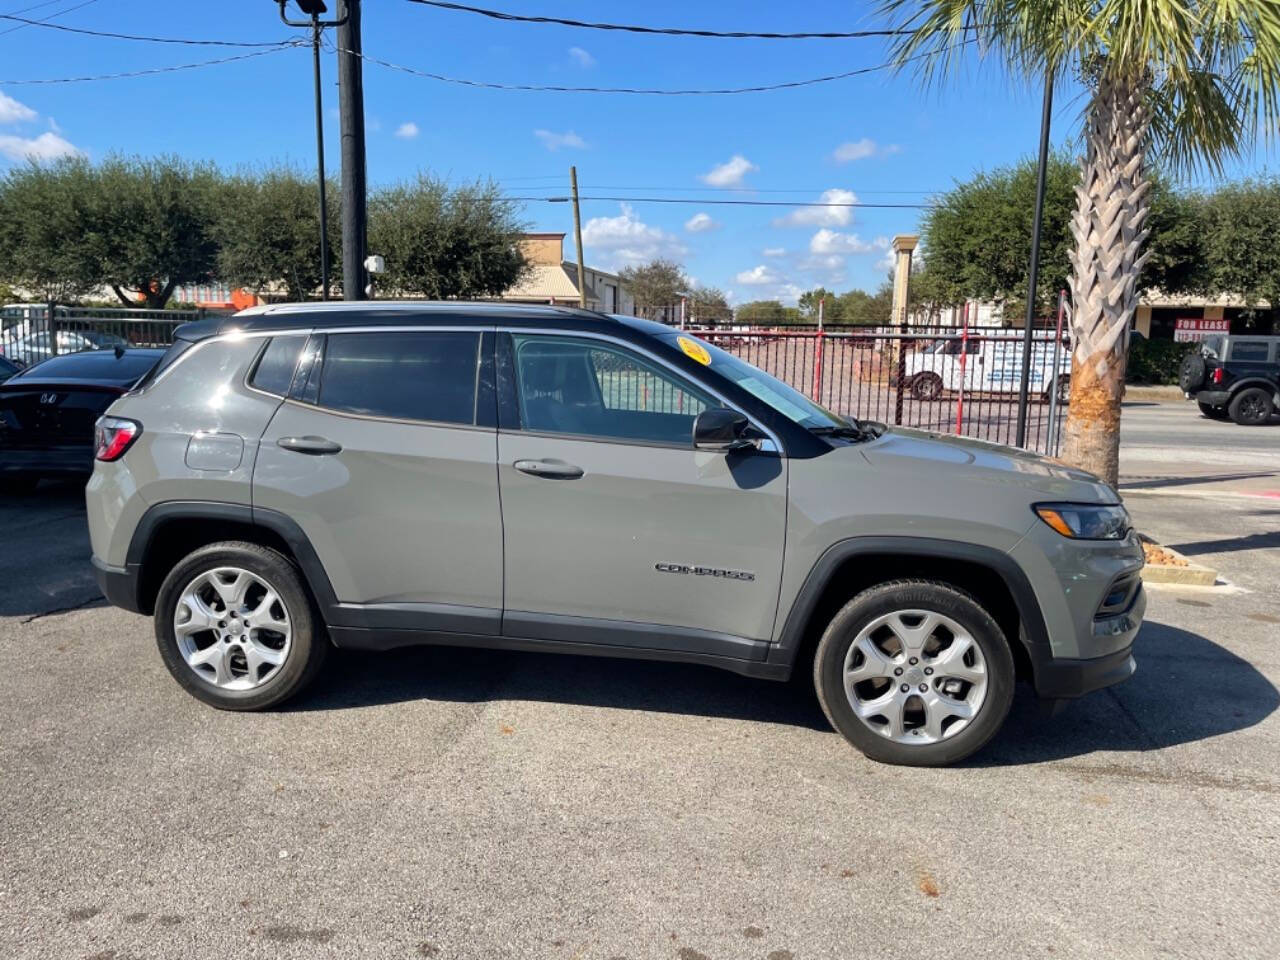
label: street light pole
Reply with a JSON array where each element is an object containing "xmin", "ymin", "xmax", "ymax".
[
  {"xmin": 1015, "ymin": 71, "xmax": 1055, "ymax": 448},
  {"xmin": 311, "ymin": 13, "xmax": 330, "ymax": 300}
]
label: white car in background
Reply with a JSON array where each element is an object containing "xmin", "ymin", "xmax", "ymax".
[{"xmin": 901, "ymin": 333, "xmax": 1072, "ymax": 403}]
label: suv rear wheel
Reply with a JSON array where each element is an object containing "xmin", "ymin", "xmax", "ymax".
[
  {"xmin": 1228, "ymin": 387, "xmax": 1275, "ymax": 426},
  {"xmin": 813, "ymin": 580, "xmax": 1015, "ymax": 766},
  {"xmin": 154, "ymin": 541, "xmax": 327, "ymax": 710}
]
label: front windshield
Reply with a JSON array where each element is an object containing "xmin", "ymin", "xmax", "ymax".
[{"xmin": 659, "ymin": 332, "xmax": 846, "ymax": 430}]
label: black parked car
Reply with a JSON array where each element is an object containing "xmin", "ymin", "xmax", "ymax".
[
  {"xmin": 0, "ymin": 355, "xmax": 21, "ymax": 383},
  {"xmin": 1180, "ymin": 334, "xmax": 1280, "ymax": 425},
  {"xmin": 0, "ymin": 347, "xmax": 163, "ymax": 492}
]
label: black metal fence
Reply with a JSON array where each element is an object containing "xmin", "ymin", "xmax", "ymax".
[{"xmin": 0, "ymin": 304, "xmax": 221, "ymax": 369}]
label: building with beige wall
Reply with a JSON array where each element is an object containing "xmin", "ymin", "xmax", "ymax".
[{"xmin": 502, "ymin": 233, "xmax": 635, "ymax": 315}]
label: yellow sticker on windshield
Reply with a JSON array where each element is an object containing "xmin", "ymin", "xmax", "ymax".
[{"xmin": 677, "ymin": 335, "xmax": 712, "ymax": 366}]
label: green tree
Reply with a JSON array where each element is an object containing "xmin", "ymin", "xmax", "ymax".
[
  {"xmin": 687, "ymin": 284, "xmax": 731, "ymax": 320},
  {"xmin": 93, "ymin": 156, "xmax": 222, "ymax": 308},
  {"xmin": 1199, "ymin": 178, "xmax": 1280, "ymax": 313},
  {"xmin": 0, "ymin": 158, "xmax": 102, "ymax": 301},
  {"xmin": 618, "ymin": 258, "xmax": 688, "ymax": 309},
  {"xmin": 216, "ymin": 167, "xmax": 337, "ymax": 302},
  {"xmin": 884, "ymin": 0, "xmax": 1280, "ymax": 485},
  {"xmin": 837, "ymin": 285, "xmax": 895, "ymax": 325},
  {"xmin": 369, "ymin": 175, "xmax": 528, "ymax": 299},
  {"xmin": 735, "ymin": 300, "xmax": 788, "ymax": 324}
]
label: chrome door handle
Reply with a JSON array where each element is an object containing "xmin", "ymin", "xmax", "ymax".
[
  {"xmin": 277, "ymin": 435, "xmax": 342, "ymax": 456},
  {"xmin": 513, "ymin": 458, "xmax": 584, "ymax": 480}
]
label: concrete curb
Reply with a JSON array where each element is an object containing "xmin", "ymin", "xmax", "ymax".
[{"xmin": 1138, "ymin": 537, "xmax": 1219, "ymax": 586}]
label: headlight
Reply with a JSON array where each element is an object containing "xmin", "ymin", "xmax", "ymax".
[{"xmin": 1033, "ymin": 502, "xmax": 1130, "ymax": 540}]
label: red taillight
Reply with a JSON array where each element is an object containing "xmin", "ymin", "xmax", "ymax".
[
  {"xmin": 1211, "ymin": 367, "xmax": 1224, "ymax": 385},
  {"xmin": 94, "ymin": 416, "xmax": 141, "ymax": 462}
]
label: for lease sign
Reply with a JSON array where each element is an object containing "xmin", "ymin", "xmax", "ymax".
[{"xmin": 1173, "ymin": 317, "xmax": 1230, "ymax": 342}]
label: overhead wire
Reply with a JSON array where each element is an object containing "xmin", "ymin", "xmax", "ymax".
[
  {"xmin": 0, "ymin": 13, "xmax": 298, "ymax": 46},
  {"xmin": 0, "ymin": 43, "xmax": 306, "ymax": 85},
  {"xmin": 403, "ymin": 1, "xmax": 910, "ymax": 40},
  {"xmin": 0, "ymin": 0, "xmax": 96, "ymax": 37}
]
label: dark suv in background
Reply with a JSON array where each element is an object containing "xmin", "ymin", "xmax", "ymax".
[{"xmin": 1180, "ymin": 334, "xmax": 1280, "ymax": 425}]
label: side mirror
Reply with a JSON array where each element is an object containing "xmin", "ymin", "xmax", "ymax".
[{"xmin": 693, "ymin": 407, "xmax": 754, "ymax": 453}]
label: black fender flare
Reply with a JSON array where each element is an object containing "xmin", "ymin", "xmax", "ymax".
[
  {"xmin": 1228, "ymin": 377, "xmax": 1280, "ymax": 398},
  {"xmin": 123, "ymin": 500, "xmax": 340, "ymax": 615},
  {"xmin": 767, "ymin": 535, "xmax": 1051, "ymax": 668}
]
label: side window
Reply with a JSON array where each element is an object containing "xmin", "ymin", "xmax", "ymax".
[
  {"xmin": 249, "ymin": 335, "xmax": 307, "ymax": 396},
  {"xmin": 315, "ymin": 331, "xmax": 481, "ymax": 425},
  {"xmin": 513, "ymin": 336, "xmax": 712, "ymax": 445},
  {"xmin": 965, "ymin": 337, "xmax": 982, "ymax": 355},
  {"xmin": 1228, "ymin": 341, "xmax": 1269, "ymax": 362}
]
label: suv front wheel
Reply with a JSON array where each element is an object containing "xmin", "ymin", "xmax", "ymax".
[
  {"xmin": 813, "ymin": 580, "xmax": 1015, "ymax": 766},
  {"xmin": 154, "ymin": 542, "xmax": 328, "ymax": 710}
]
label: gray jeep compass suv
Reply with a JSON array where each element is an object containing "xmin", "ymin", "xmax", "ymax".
[{"xmin": 87, "ymin": 303, "xmax": 1145, "ymax": 766}]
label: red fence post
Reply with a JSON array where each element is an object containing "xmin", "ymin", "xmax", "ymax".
[{"xmin": 955, "ymin": 302, "xmax": 969, "ymax": 435}]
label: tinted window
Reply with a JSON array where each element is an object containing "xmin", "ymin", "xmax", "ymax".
[
  {"xmin": 1229, "ymin": 341, "xmax": 1270, "ymax": 361},
  {"xmin": 317, "ymin": 331, "xmax": 480, "ymax": 425},
  {"xmin": 12, "ymin": 349, "xmax": 161, "ymax": 385},
  {"xmin": 250, "ymin": 335, "xmax": 306, "ymax": 396},
  {"xmin": 514, "ymin": 336, "xmax": 711, "ymax": 444}
]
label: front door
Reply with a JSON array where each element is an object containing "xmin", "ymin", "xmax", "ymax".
[
  {"xmin": 496, "ymin": 332, "xmax": 787, "ymax": 655},
  {"xmin": 253, "ymin": 327, "xmax": 502, "ymax": 634}
]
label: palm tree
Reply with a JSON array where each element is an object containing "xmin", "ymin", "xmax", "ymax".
[{"xmin": 880, "ymin": 1, "xmax": 1280, "ymax": 485}]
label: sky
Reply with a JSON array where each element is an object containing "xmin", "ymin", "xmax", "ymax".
[{"xmin": 0, "ymin": 0, "xmax": 1271, "ymax": 305}]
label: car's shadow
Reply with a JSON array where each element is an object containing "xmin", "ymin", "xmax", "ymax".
[{"xmin": 293, "ymin": 620, "xmax": 1278, "ymax": 764}]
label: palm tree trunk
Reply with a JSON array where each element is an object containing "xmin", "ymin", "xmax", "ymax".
[{"xmin": 1060, "ymin": 72, "xmax": 1152, "ymax": 488}]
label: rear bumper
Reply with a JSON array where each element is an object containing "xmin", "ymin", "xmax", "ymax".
[
  {"xmin": 1028, "ymin": 584, "xmax": 1145, "ymax": 698},
  {"xmin": 92, "ymin": 555, "xmax": 144, "ymax": 614},
  {"xmin": 0, "ymin": 446, "xmax": 92, "ymax": 475},
  {"xmin": 1193, "ymin": 389, "xmax": 1231, "ymax": 406}
]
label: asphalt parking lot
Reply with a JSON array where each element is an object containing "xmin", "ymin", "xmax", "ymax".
[{"xmin": 2, "ymin": 409, "xmax": 1277, "ymax": 960}]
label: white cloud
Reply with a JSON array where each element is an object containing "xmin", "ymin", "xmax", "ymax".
[
  {"xmin": 875, "ymin": 249, "xmax": 896, "ymax": 272},
  {"xmin": 736, "ymin": 264, "xmax": 781, "ymax": 286},
  {"xmin": 0, "ymin": 91, "xmax": 36, "ymax": 125},
  {"xmin": 684, "ymin": 212, "xmax": 718, "ymax": 233},
  {"xmin": 0, "ymin": 132, "xmax": 81, "ymax": 162},
  {"xmin": 534, "ymin": 128, "xmax": 587, "ymax": 151},
  {"xmin": 762, "ymin": 247, "xmax": 787, "ymax": 258},
  {"xmin": 700, "ymin": 154, "xmax": 757, "ymax": 188},
  {"xmin": 582, "ymin": 203, "xmax": 688, "ymax": 270},
  {"xmin": 394, "ymin": 121, "xmax": 420, "ymax": 140},
  {"xmin": 809, "ymin": 228, "xmax": 875, "ymax": 255},
  {"xmin": 772, "ymin": 188, "xmax": 857, "ymax": 227},
  {"xmin": 798, "ymin": 253, "xmax": 846, "ymax": 272},
  {"xmin": 831, "ymin": 138, "xmax": 901, "ymax": 163},
  {"xmin": 568, "ymin": 46, "xmax": 596, "ymax": 68},
  {"xmin": 47, "ymin": 116, "xmax": 61, "ymax": 134}
]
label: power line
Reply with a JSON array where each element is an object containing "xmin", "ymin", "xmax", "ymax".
[
  {"xmin": 0, "ymin": 13, "xmax": 295, "ymax": 46},
  {"xmin": 0, "ymin": 43, "xmax": 304, "ymax": 85},
  {"xmin": 405, "ymin": 0, "xmax": 909, "ymax": 40},
  {"xmin": 0, "ymin": 0, "xmax": 96, "ymax": 37},
  {"xmin": 350, "ymin": 43, "xmax": 967, "ymax": 95},
  {"xmin": 506, "ymin": 195, "xmax": 932, "ymax": 210}
]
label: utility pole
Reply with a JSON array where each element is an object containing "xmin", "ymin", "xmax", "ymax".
[
  {"xmin": 311, "ymin": 12, "xmax": 330, "ymax": 299},
  {"xmin": 336, "ymin": 0, "xmax": 368, "ymax": 300},
  {"xmin": 570, "ymin": 165, "xmax": 587, "ymax": 309},
  {"xmin": 1015, "ymin": 71, "xmax": 1055, "ymax": 448}
]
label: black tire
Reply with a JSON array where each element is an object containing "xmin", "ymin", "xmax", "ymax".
[
  {"xmin": 911, "ymin": 372, "xmax": 944, "ymax": 401},
  {"xmin": 1179, "ymin": 353, "xmax": 1206, "ymax": 392},
  {"xmin": 153, "ymin": 541, "xmax": 328, "ymax": 711},
  {"xmin": 813, "ymin": 579, "xmax": 1015, "ymax": 767},
  {"xmin": 1228, "ymin": 387, "xmax": 1275, "ymax": 426},
  {"xmin": 0, "ymin": 474, "xmax": 38, "ymax": 495},
  {"xmin": 1197, "ymin": 401, "xmax": 1229, "ymax": 420}
]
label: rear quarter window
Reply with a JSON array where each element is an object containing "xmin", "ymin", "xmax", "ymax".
[
  {"xmin": 249, "ymin": 335, "xmax": 307, "ymax": 397},
  {"xmin": 1227, "ymin": 341, "xmax": 1271, "ymax": 362}
]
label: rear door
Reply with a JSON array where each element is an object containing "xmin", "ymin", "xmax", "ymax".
[
  {"xmin": 253, "ymin": 327, "xmax": 503, "ymax": 633},
  {"xmin": 496, "ymin": 330, "xmax": 787, "ymax": 653}
]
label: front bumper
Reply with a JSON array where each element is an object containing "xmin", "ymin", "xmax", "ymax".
[{"xmin": 1028, "ymin": 582, "xmax": 1145, "ymax": 698}]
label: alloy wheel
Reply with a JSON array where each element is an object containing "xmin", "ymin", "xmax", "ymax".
[
  {"xmin": 842, "ymin": 609, "xmax": 988, "ymax": 745},
  {"xmin": 173, "ymin": 566, "xmax": 292, "ymax": 690}
]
